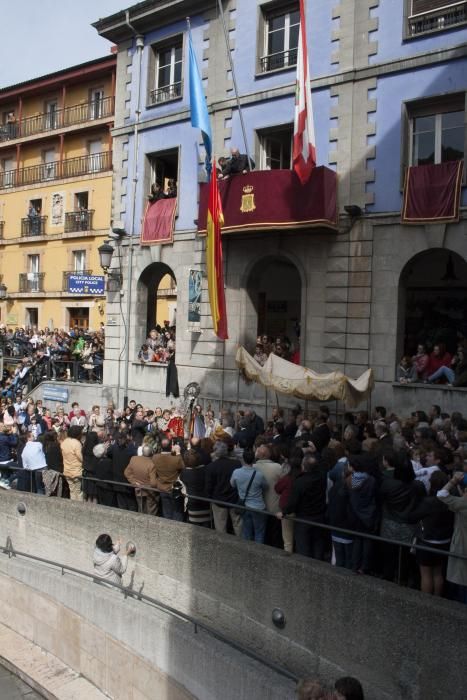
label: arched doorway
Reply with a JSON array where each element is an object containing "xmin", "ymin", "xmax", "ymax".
[
  {"xmin": 398, "ymin": 249, "xmax": 467, "ymax": 357},
  {"xmin": 246, "ymin": 256, "xmax": 302, "ymax": 357},
  {"xmin": 139, "ymin": 262, "xmax": 177, "ymax": 335}
]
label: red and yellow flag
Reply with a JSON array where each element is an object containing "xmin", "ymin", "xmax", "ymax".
[{"xmin": 206, "ymin": 162, "xmax": 228, "ymax": 340}]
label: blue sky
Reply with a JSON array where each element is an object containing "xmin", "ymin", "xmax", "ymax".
[{"xmin": 0, "ymin": 0, "xmax": 128, "ymax": 88}]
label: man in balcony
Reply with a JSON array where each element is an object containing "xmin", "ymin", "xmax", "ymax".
[
  {"xmin": 6, "ymin": 112, "xmax": 17, "ymax": 140},
  {"xmin": 27, "ymin": 203, "xmax": 41, "ymax": 235},
  {"xmin": 218, "ymin": 147, "xmax": 255, "ymax": 179}
]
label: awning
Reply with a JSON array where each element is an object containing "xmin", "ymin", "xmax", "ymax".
[
  {"xmin": 235, "ymin": 346, "xmax": 374, "ymax": 408},
  {"xmin": 198, "ymin": 167, "xmax": 338, "ymax": 234}
]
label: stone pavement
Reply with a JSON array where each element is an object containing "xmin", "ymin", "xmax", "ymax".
[{"xmin": 0, "ymin": 662, "xmax": 43, "ymax": 699}]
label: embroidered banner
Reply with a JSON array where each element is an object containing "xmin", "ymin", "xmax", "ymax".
[
  {"xmin": 197, "ymin": 166, "xmax": 337, "ymax": 234},
  {"xmin": 402, "ymin": 160, "xmax": 464, "ymax": 224},
  {"xmin": 141, "ymin": 198, "xmax": 177, "ymax": 244}
]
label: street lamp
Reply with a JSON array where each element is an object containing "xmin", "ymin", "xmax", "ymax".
[
  {"xmin": 98, "ymin": 241, "xmax": 115, "ymax": 273},
  {"xmin": 0, "ymin": 283, "xmax": 8, "ymax": 301}
]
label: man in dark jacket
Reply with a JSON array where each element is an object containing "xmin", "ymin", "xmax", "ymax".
[
  {"xmin": 309, "ymin": 414, "xmax": 331, "ymax": 452},
  {"xmin": 0, "ymin": 425, "xmax": 17, "ymax": 485},
  {"xmin": 205, "ymin": 441, "xmax": 242, "ymax": 535},
  {"xmin": 279, "ymin": 453, "xmax": 327, "ymax": 559}
]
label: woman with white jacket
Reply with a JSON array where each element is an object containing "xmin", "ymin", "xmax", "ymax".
[{"xmin": 93, "ymin": 534, "xmax": 131, "ymax": 586}]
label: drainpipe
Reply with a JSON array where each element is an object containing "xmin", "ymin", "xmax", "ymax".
[{"xmin": 122, "ymin": 11, "xmax": 144, "ymax": 409}]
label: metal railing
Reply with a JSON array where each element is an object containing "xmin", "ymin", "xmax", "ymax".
[
  {"xmin": 0, "ymin": 538, "xmax": 298, "ymax": 685},
  {"xmin": 18, "ymin": 272, "xmax": 45, "ymax": 292},
  {"xmin": 0, "ymin": 467, "xmax": 465, "ymax": 595},
  {"xmin": 64, "ymin": 210, "xmax": 94, "ymax": 233},
  {"xmin": 0, "ymin": 96, "xmax": 114, "ymax": 142},
  {"xmin": 260, "ymin": 48, "xmax": 297, "ymax": 72},
  {"xmin": 149, "ymin": 82, "xmax": 182, "ymax": 104},
  {"xmin": 0, "ymin": 152, "xmax": 112, "ymax": 190},
  {"xmin": 21, "ymin": 216, "xmax": 47, "ymax": 237},
  {"xmin": 408, "ymin": 1, "xmax": 467, "ymax": 35}
]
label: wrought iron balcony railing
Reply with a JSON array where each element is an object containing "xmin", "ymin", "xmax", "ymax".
[
  {"xmin": 150, "ymin": 82, "xmax": 183, "ymax": 104},
  {"xmin": 63, "ymin": 270, "xmax": 93, "ymax": 292},
  {"xmin": 19, "ymin": 272, "xmax": 45, "ymax": 293},
  {"xmin": 0, "ymin": 96, "xmax": 114, "ymax": 142},
  {"xmin": 64, "ymin": 210, "xmax": 94, "ymax": 233},
  {"xmin": 21, "ymin": 216, "xmax": 47, "ymax": 237},
  {"xmin": 0, "ymin": 151, "xmax": 112, "ymax": 190},
  {"xmin": 260, "ymin": 48, "xmax": 297, "ymax": 73},
  {"xmin": 408, "ymin": 1, "xmax": 467, "ymax": 35}
]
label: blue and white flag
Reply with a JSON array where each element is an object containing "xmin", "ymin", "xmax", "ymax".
[{"xmin": 188, "ymin": 26, "xmax": 212, "ymax": 178}]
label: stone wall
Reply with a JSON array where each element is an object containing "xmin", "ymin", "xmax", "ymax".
[{"xmin": 0, "ymin": 492, "xmax": 466, "ymax": 700}]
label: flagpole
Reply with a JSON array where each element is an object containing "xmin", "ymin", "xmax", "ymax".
[{"xmin": 216, "ymin": 0, "xmax": 253, "ymax": 172}]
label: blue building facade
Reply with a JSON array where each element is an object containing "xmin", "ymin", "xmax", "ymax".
[{"xmin": 95, "ymin": 0, "xmax": 467, "ymax": 413}]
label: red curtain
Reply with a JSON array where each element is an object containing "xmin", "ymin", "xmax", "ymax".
[
  {"xmin": 402, "ymin": 160, "xmax": 464, "ymax": 224},
  {"xmin": 141, "ymin": 198, "xmax": 177, "ymax": 244}
]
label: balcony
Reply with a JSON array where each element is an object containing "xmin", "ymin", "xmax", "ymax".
[
  {"xmin": 197, "ymin": 167, "xmax": 338, "ymax": 234},
  {"xmin": 0, "ymin": 96, "xmax": 115, "ymax": 142},
  {"xmin": 64, "ymin": 210, "xmax": 94, "ymax": 233},
  {"xmin": 149, "ymin": 82, "xmax": 182, "ymax": 105},
  {"xmin": 408, "ymin": 1, "xmax": 467, "ymax": 36},
  {"xmin": 19, "ymin": 272, "xmax": 45, "ymax": 293},
  {"xmin": 0, "ymin": 151, "xmax": 112, "ymax": 190},
  {"xmin": 21, "ymin": 216, "xmax": 47, "ymax": 237},
  {"xmin": 260, "ymin": 48, "xmax": 297, "ymax": 73},
  {"xmin": 62, "ymin": 270, "xmax": 93, "ymax": 292}
]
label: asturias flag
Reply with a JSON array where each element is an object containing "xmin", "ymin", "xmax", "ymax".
[
  {"xmin": 293, "ymin": 0, "xmax": 316, "ymax": 184},
  {"xmin": 188, "ymin": 26, "xmax": 212, "ymax": 177},
  {"xmin": 206, "ymin": 160, "xmax": 228, "ymax": 340}
]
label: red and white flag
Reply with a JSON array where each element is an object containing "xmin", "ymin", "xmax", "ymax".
[{"xmin": 293, "ymin": 0, "xmax": 316, "ymax": 184}]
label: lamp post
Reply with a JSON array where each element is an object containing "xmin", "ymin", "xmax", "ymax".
[{"xmin": 98, "ymin": 241, "xmax": 115, "ymax": 273}]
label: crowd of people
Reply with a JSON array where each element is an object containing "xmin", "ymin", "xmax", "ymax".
[
  {"xmin": 137, "ymin": 322, "xmax": 176, "ymax": 365},
  {"xmin": 253, "ymin": 332, "xmax": 301, "ymax": 365},
  {"xmin": 0, "ymin": 325, "xmax": 105, "ymax": 392},
  {"xmin": 0, "ymin": 392, "xmax": 466, "ymax": 604},
  {"xmin": 397, "ymin": 340, "xmax": 467, "ymax": 386}
]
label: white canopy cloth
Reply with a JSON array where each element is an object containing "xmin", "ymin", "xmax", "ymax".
[{"xmin": 235, "ymin": 346, "xmax": 374, "ymax": 408}]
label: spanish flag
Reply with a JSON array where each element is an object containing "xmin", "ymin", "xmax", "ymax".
[{"xmin": 206, "ymin": 162, "xmax": 228, "ymax": 340}]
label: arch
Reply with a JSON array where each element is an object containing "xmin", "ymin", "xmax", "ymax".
[
  {"xmin": 243, "ymin": 254, "xmax": 303, "ymax": 361},
  {"xmin": 397, "ymin": 248, "xmax": 467, "ymax": 360},
  {"xmin": 137, "ymin": 262, "xmax": 177, "ymax": 343}
]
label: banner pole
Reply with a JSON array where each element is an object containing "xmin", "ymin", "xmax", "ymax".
[{"xmin": 217, "ymin": 0, "xmax": 253, "ymax": 171}]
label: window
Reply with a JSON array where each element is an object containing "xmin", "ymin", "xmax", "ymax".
[
  {"xmin": 42, "ymin": 148, "xmax": 56, "ymax": 180},
  {"xmin": 147, "ymin": 148, "xmax": 179, "ymax": 195},
  {"xmin": 89, "ymin": 88, "xmax": 104, "ymax": 120},
  {"xmin": 27, "ymin": 254, "xmax": 40, "ymax": 292},
  {"xmin": 75, "ymin": 191, "xmax": 89, "ymax": 210},
  {"xmin": 406, "ymin": 0, "xmax": 467, "ymax": 38},
  {"xmin": 44, "ymin": 100, "xmax": 58, "ymax": 130},
  {"xmin": 1, "ymin": 157, "xmax": 15, "ymax": 188},
  {"xmin": 258, "ymin": 125, "xmax": 293, "ymax": 169},
  {"xmin": 150, "ymin": 39, "xmax": 183, "ymax": 105},
  {"xmin": 260, "ymin": 3, "xmax": 299, "ymax": 73},
  {"xmin": 88, "ymin": 139, "xmax": 102, "ymax": 172},
  {"xmin": 404, "ymin": 94, "xmax": 466, "ymax": 170},
  {"xmin": 73, "ymin": 250, "xmax": 86, "ymax": 273}
]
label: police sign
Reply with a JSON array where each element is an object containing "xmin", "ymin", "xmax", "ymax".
[{"xmin": 67, "ymin": 274, "xmax": 105, "ymax": 295}]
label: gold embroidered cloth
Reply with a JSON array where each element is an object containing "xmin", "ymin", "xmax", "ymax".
[{"xmin": 235, "ymin": 347, "xmax": 374, "ymax": 408}]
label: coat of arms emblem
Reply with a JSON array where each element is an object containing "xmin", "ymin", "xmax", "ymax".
[{"xmin": 240, "ymin": 184, "xmax": 256, "ymax": 213}]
